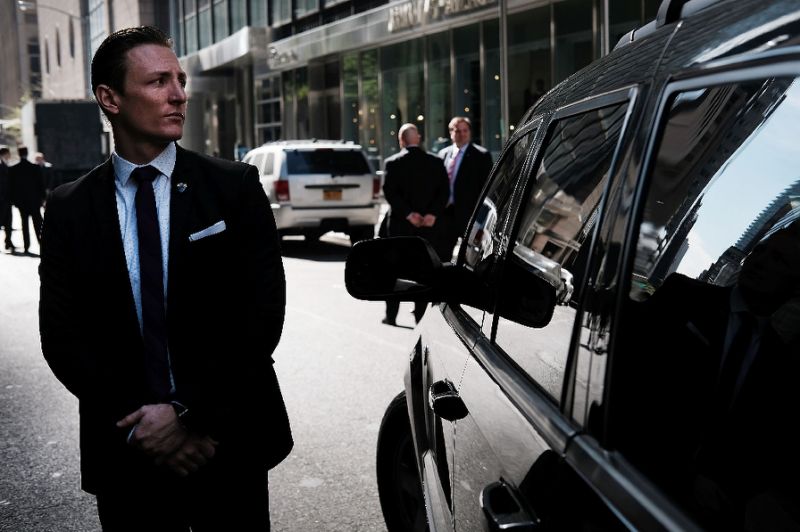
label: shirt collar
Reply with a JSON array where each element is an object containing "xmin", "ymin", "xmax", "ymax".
[{"xmin": 113, "ymin": 142, "xmax": 177, "ymax": 186}]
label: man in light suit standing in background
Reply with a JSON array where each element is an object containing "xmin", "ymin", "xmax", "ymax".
[
  {"xmin": 39, "ymin": 26, "xmax": 292, "ymax": 531},
  {"xmin": 438, "ymin": 116, "xmax": 493, "ymax": 260}
]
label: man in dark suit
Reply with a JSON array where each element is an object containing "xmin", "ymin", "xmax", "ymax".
[
  {"xmin": 39, "ymin": 27, "xmax": 292, "ymax": 531},
  {"xmin": 437, "ymin": 116, "xmax": 493, "ymax": 260},
  {"xmin": 0, "ymin": 146, "xmax": 14, "ymax": 251},
  {"xmin": 382, "ymin": 123, "xmax": 449, "ymax": 324},
  {"xmin": 9, "ymin": 145, "xmax": 44, "ymax": 254}
]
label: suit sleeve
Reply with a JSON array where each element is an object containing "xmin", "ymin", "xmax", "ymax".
[
  {"xmin": 39, "ymin": 193, "xmax": 94, "ymax": 399},
  {"xmin": 239, "ymin": 165, "xmax": 286, "ymax": 358},
  {"xmin": 430, "ymin": 159, "xmax": 449, "ymax": 217},
  {"xmin": 383, "ymin": 159, "xmax": 412, "ymax": 218}
]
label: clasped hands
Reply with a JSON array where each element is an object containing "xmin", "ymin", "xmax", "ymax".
[
  {"xmin": 117, "ymin": 404, "xmax": 218, "ymax": 477},
  {"xmin": 406, "ymin": 212, "xmax": 436, "ymax": 228}
]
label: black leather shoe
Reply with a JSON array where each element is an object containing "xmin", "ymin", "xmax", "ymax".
[{"xmin": 381, "ymin": 317, "xmax": 396, "ymax": 326}]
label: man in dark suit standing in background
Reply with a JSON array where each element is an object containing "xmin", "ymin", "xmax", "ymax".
[
  {"xmin": 382, "ymin": 123, "xmax": 449, "ymax": 325},
  {"xmin": 438, "ymin": 116, "xmax": 493, "ymax": 260},
  {"xmin": 39, "ymin": 26, "xmax": 292, "ymax": 531},
  {"xmin": 0, "ymin": 146, "xmax": 14, "ymax": 251},
  {"xmin": 9, "ymin": 145, "xmax": 44, "ymax": 254}
]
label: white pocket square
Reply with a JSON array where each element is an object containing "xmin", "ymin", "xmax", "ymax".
[{"xmin": 189, "ymin": 220, "xmax": 226, "ymax": 242}]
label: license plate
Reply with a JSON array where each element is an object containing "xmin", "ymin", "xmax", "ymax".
[{"xmin": 323, "ymin": 189, "xmax": 343, "ymax": 200}]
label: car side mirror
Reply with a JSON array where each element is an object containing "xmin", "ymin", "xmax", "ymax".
[
  {"xmin": 497, "ymin": 247, "xmax": 559, "ymax": 328},
  {"xmin": 345, "ymin": 237, "xmax": 444, "ymax": 301}
]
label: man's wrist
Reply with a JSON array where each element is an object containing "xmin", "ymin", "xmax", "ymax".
[{"xmin": 170, "ymin": 400, "xmax": 193, "ymax": 429}]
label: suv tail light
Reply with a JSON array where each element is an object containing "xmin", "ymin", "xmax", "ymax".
[
  {"xmin": 372, "ymin": 177, "xmax": 381, "ymax": 200},
  {"xmin": 274, "ymin": 180, "xmax": 290, "ymax": 202}
]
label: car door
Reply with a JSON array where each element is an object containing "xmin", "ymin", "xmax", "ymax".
[
  {"xmin": 451, "ymin": 89, "xmax": 637, "ymax": 531},
  {"xmin": 593, "ymin": 56, "xmax": 800, "ymax": 532},
  {"xmin": 415, "ymin": 122, "xmax": 540, "ymax": 531}
]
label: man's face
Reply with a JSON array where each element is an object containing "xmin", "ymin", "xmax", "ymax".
[
  {"xmin": 113, "ymin": 44, "xmax": 187, "ymax": 148},
  {"xmin": 450, "ymin": 120, "xmax": 471, "ymax": 148}
]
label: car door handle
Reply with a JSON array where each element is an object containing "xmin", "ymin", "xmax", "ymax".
[
  {"xmin": 480, "ymin": 480, "xmax": 539, "ymax": 531},
  {"xmin": 428, "ymin": 379, "xmax": 468, "ymax": 421}
]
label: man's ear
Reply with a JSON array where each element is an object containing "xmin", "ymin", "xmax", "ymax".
[{"xmin": 95, "ymin": 85, "xmax": 120, "ymax": 116}]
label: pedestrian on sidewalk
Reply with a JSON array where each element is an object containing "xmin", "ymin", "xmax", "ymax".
[
  {"xmin": 9, "ymin": 145, "xmax": 44, "ymax": 254},
  {"xmin": 39, "ymin": 26, "xmax": 292, "ymax": 531},
  {"xmin": 0, "ymin": 146, "xmax": 14, "ymax": 251}
]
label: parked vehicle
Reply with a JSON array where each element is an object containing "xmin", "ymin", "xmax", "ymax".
[
  {"xmin": 242, "ymin": 140, "xmax": 381, "ymax": 244},
  {"xmin": 346, "ymin": 0, "xmax": 800, "ymax": 530}
]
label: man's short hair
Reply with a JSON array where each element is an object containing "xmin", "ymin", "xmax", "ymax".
[
  {"xmin": 91, "ymin": 26, "xmax": 173, "ymax": 95},
  {"xmin": 17, "ymin": 145, "xmax": 28, "ymax": 159},
  {"xmin": 448, "ymin": 117, "xmax": 471, "ymax": 131}
]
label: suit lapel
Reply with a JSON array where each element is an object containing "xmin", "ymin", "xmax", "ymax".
[
  {"xmin": 167, "ymin": 146, "xmax": 194, "ymax": 312},
  {"xmin": 89, "ymin": 159, "xmax": 140, "ymax": 332}
]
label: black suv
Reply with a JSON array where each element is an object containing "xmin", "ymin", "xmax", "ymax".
[{"xmin": 347, "ymin": 0, "xmax": 800, "ymax": 530}]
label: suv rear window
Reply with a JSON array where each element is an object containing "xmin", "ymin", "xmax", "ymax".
[{"xmin": 285, "ymin": 149, "xmax": 371, "ymax": 175}]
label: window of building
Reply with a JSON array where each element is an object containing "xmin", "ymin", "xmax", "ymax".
[
  {"xmin": 483, "ymin": 19, "xmax": 502, "ymax": 158},
  {"xmin": 508, "ymin": 6, "xmax": 551, "ymax": 127},
  {"xmin": 295, "ymin": 0, "xmax": 319, "ymax": 19},
  {"xmin": 44, "ymin": 39, "xmax": 50, "ymax": 75},
  {"xmin": 381, "ymin": 40, "xmax": 424, "ymax": 160},
  {"xmin": 56, "ymin": 29, "xmax": 62, "ymax": 68},
  {"xmin": 554, "ymin": 0, "xmax": 594, "ymax": 83},
  {"xmin": 184, "ymin": 0, "xmax": 199, "ymax": 54},
  {"xmin": 360, "ymin": 50, "xmax": 380, "ymax": 166},
  {"xmin": 249, "ymin": 0, "xmax": 267, "ymax": 27},
  {"xmin": 230, "ymin": 0, "xmax": 247, "ymax": 31},
  {"xmin": 425, "ymin": 32, "xmax": 451, "ymax": 154},
  {"xmin": 454, "ymin": 24, "xmax": 482, "ymax": 145},
  {"xmin": 199, "ymin": 0, "xmax": 212, "ymax": 48},
  {"xmin": 213, "ymin": 0, "xmax": 229, "ymax": 42},
  {"xmin": 342, "ymin": 53, "xmax": 359, "ymax": 143},
  {"xmin": 69, "ymin": 19, "xmax": 75, "ymax": 58},
  {"xmin": 255, "ymin": 74, "xmax": 282, "ymax": 144},
  {"xmin": 309, "ymin": 60, "xmax": 341, "ymax": 139},
  {"xmin": 271, "ymin": 0, "xmax": 291, "ymax": 26},
  {"xmin": 88, "ymin": 0, "xmax": 107, "ymax": 57},
  {"xmin": 493, "ymin": 101, "xmax": 629, "ymax": 404},
  {"xmin": 612, "ymin": 76, "xmax": 800, "ymax": 531}
]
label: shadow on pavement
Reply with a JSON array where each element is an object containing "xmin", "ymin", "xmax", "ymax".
[{"xmin": 280, "ymin": 236, "xmax": 352, "ymax": 262}]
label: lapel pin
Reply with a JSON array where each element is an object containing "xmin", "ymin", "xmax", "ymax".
[{"xmin": 177, "ymin": 182, "xmax": 188, "ymax": 193}]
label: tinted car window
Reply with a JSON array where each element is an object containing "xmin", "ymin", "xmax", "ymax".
[
  {"xmin": 285, "ymin": 149, "xmax": 371, "ymax": 175},
  {"xmin": 494, "ymin": 102, "xmax": 629, "ymax": 403},
  {"xmin": 461, "ymin": 129, "xmax": 536, "ymax": 325},
  {"xmin": 614, "ymin": 77, "xmax": 800, "ymax": 530}
]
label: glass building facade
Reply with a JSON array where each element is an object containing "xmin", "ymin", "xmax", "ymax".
[{"xmin": 174, "ymin": 0, "xmax": 659, "ymax": 163}]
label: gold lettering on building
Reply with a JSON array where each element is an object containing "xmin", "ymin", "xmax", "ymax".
[{"xmin": 389, "ymin": 0, "xmax": 495, "ymax": 32}]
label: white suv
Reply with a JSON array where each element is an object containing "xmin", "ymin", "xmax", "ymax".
[{"xmin": 242, "ymin": 140, "xmax": 381, "ymax": 243}]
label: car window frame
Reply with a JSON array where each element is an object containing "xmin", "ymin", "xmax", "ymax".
[
  {"xmin": 456, "ymin": 86, "xmax": 637, "ymax": 456},
  {"xmin": 448, "ymin": 116, "xmax": 545, "ymax": 335},
  {"xmin": 486, "ymin": 86, "xmax": 638, "ymax": 412}
]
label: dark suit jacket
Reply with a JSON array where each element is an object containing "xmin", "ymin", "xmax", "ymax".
[
  {"xmin": 383, "ymin": 146, "xmax": 449, "ymax": 239},
  {"xmin": 39, "ymin": 146, "xmax": 293, "ymax": 493},
  {"xmin": 0, "ymin": 161, "xmax": 9, "ymax": 206},
  {"xmin": 9, "ymin": 158, "xmax": 45, "ymax": 211},
  {"xmin": 438, "ymin": 142, "xmax": 493, "ymax": 235}
]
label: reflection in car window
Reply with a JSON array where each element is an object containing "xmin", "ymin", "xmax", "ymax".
[
  {"xmin": 464, "ymin": 130, "xmax": 535, "ymax": 273},
  {"xmin": 495, "ymin": 102, "xmax": 628, "ymax": 403},
  {"xmin": 460, "ymin": 130, "xmax": 536, "ymax": 325},
  {"xmin": 615, "ymin": 77, "xmax": 800, "ymax": 531}
]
